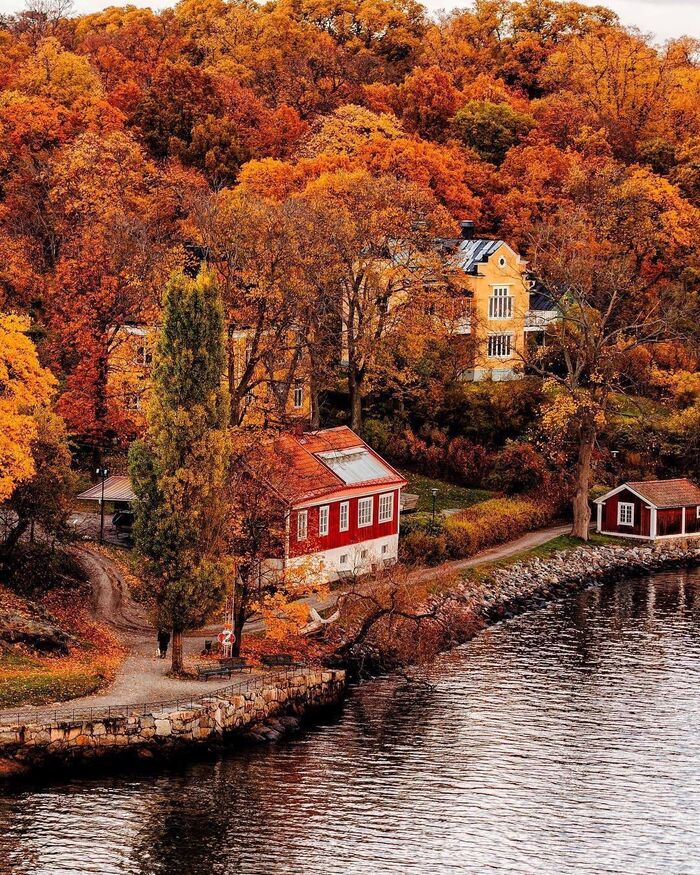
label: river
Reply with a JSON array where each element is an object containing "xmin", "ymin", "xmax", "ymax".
[{"xmin": 1, "ymin": 568, "xmax": 700, "ymax": 875}]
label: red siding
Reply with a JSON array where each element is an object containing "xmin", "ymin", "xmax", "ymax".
[
  {"xmin": 685, "ymin": 506, "xmax": 700, "ymax": 535},
  {"xmin": 657, "ymin": 507, "xmax": 683, "ymax": 537},
  {"xmin": 601, "ymin": 489, "xmax": 652, "ymax": 537},
  {"xmin": 288, "ymin": 491, "xmax": 400, "ymax": 558}
]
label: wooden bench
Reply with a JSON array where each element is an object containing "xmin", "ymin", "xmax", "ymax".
[
  {"xmin": 260, "ymin": 654, "xmax": 304, "ymax": 668},
  {"xmin": 196, "ymin": 657, "xmax": 252, "ymax": 680},
  {"xmin": 217, "ymin": 656, "xmax": 253, "ymax": 673}
]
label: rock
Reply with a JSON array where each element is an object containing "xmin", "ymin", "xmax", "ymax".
[{"xmin": 154, "ymin": 719, "xmax": 172, "ymax": 737}]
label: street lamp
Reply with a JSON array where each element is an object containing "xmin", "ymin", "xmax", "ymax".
[
  {"xmin": 96, "ymin": 466, "xmax": 109, "ymax": 544},
  {"xmin": 431, "ymin": 488, "xmax": 438, "ymax": 526}
]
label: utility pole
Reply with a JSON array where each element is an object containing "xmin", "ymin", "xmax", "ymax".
[
  {"xmin": 431, "ymin": 488, "xmax": 438, "ymax": 527},
  {"xmin": 96, "ymin": 465, "xmax": 109, "ymax": 544}
]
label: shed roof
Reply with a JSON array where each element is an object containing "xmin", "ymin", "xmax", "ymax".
[
  {"xmin": 77, "ymin": 475, "xmax": 135, "ymax": 503},
  {"xmin": 608, "ymin": 479, "xmax": 700, "ymax": 509}
]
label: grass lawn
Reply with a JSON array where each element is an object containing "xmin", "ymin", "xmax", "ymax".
[
  {"xmin": 400, "ymin": 470, "xmax": 493, "ymax": 513},
  {"xmin": 0, "ymin": 653, "xmax": 110, "ymax": 709}
]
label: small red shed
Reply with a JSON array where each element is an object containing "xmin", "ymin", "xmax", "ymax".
[{"xmin": 595, "ymin": 479, "xmax": 700, "ymax": 541}]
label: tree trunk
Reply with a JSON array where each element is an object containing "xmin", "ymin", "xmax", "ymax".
[
  {"xmin": 348, "ymin": 366, "xmax": 363, "ymax": 434},
  {"xmin": 310, "ymin": 366, "xmax": 321, "ymax": 430},
  {"xmin": 171, "ymin": 630, "xmax": 183, "ymax": 674},
  {"xmin": 571, "ymin": 422, "xmax": 596, "ymax": 540},
  {"xmin": 232, "ymin": 588, "xmax": 247, "ymax": 657}
]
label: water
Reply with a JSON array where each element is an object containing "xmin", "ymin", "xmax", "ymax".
[{"xmin": 2, "ymin": 569, "xmax": 700, "ymax": 875}]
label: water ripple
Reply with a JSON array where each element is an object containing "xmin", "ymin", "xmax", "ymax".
[{"xmin": 1, "ymin": 570, "xmax": 700, "ymax": 874}]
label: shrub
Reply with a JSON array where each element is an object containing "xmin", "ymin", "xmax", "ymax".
[
  {"xmin": 487, "ymin": 442, "xmax": 548, "ymax": 494},
  {"xmin": 399, "ymin": 496, "xmax": 556, "ymax": 566}
]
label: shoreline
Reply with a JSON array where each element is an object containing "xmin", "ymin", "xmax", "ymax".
[
  {"xmin": 2, "ymin": 540, "xmax": 699, "ymax": 783},
  {"xmin": 335, "ymin": 541, "xmax": 700, "ymax": 678}
]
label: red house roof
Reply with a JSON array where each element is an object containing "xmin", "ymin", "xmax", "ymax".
[
  {"xmin": 259, "ymin": 426, "xmax": 407, "ymax": 505},
  {"xmin": 597, "ymin": 478, "xmax": 700, "ymax": 509},
  {"xmin": 624, "ymin": 479, "xmax": 700, "ymax": 509}
]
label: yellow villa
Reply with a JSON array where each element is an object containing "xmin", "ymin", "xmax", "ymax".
[
  {"xmin": 107, "ymin": 324, "xmax": 311, "ymax": 435},
  {"xmin": 439, "ymin": 221, "xmax": 557, "ymax": 381}
]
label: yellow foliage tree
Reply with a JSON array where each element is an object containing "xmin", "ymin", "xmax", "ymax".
[{"xmin": 0, "ymin": 314, "xmax": 57, "ymax": 502}]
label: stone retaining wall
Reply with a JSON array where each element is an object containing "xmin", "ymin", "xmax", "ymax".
[{"xmin": 0, "ymin": 668, "xmax": 346, "ymax": 777}]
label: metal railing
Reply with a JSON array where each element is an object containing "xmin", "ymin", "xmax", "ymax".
[{"xmin": 0, "ymin": 665, "xmax": 314, "ymax": 729}]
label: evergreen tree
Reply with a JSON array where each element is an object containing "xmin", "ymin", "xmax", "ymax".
[{"xmin": 129, "ymin": 269, "xmax": 231, "ymax": 673}]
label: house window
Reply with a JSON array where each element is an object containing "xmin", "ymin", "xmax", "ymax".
[
  {"xmin": 339, "ymin": 501, "xmax": 349, "ymax": 532},
  {"xmin": 361, "ymin": 549, "xmax": 368, "ymax": 559},
  {"xmin": 487, "ymin": 334, "xmax": 512, "ymax": 358},
  {"xmin": 381, "ymin": 544, "xmax": 388, "ymax": 555},
  {"xmin": 498, "ymin": 256, "xmax": 506, "ymax": 268},
  {"xmin": 618, "ymin": 502, "xmax": 634, "ymax": 526},
  {"xmin": 696, "ymin": 506, "xmax": 700, "ymax": 519},
  {"xmin": 340, "ymin": 554, "xmax": 348, "ymax": 565},
  {"xmin": 293, "ymin": 381, "xmax": 304, "ymax": 410},
  {"xmin": 135, "ymin": 346, "xmax": 153, "ymax": 366},
  {"xmin": 297, "ymin": 510, "xmax": 308, "ymax": 540},
  {"xmin": 488, "ymin": 287, "xmax": 513, "ymax": 320},
  {"xmin": 319, "ymin": 505, "xmax": 329, "ymax": 537},
  {"xmin": 358, "ymin": 497, "xmax": 373, "ymax": 528},
  {"xmin": 378, "ymin": 493, "xmax": 394, "ymax": 523}
]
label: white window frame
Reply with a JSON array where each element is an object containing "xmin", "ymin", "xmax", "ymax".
[
  {"xmin": 488, "ymin": 287, "xmax": 513, "ymax": 320},
  {"xmin": 297, "ymin": 509, "xmax": 308, "ymax": 541},
  {"xmin": 618, "ymin": 502, "xmax": 634, "ymax": 526},
  {"xmin": 696, "ymin": 506, "xmax": 700, "ymax": 520},
  {"xmin": 378, "ymin": 492, "xmax": 394, "ymax": 523},
  {"xmin": 293, "ymin": 382, "xmax": 304, "ymax": 410},
  {"xmin": 381, "ymin": 544, "xmax": 388, "ymax": 555},
  {"xmin": 319, "ymin": 505, "xmax": 329, "ymax": 537},
  {"xmin": 358, "ymin": 496, "xmax": 373, "ymax": 528},
  {"xmin": 340, "ymin": 554, "xmax": 348, "ymax": 565},
  {"xmin": 339, "ymin": 501, "xmax": 349, "ymax": 532},
  {"xmin": 487, "ymin": 333, "xmax": 513, "ymax": 358}
]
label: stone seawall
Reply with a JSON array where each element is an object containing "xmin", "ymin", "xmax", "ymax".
[{"xmin": 0, "ymin": 668, "xmax": 346, "ymax": 777}]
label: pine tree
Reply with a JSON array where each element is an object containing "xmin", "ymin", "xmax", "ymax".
[{"xmin": 129, "ymin": 269, "xmax": 231, "ymax": 673}]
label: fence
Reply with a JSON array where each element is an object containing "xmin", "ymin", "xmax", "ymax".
[{"xmin": 0, "ymin": 666, "xmax": 310, "ymax": 729}]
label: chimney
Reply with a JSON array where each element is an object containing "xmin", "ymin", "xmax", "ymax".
[{"xmin": 460, "ymin": 220, "xmax": 475, "ymax": 240}]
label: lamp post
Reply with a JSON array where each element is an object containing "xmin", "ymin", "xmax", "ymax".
[
  {"xmin": 96, "ymin": 466, "xmax": 109, "ymax": 544},
  {"xmin": 431, "ymin": 488, "xmax": 438, "ymax": 527}
]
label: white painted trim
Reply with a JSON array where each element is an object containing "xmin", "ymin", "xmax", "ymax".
[
  {"xmin": 319, "ymin": 504, "xmax": 329, "ymax": 537},
  {"xmin": 651, "ymin": 506, "xmax": 657, "ymax": 539},
  {"xmin": 617, "ymin": 502, "xmax": 635, "ymax": 526},
  {"xmin": 682, "ymin": 507, "xmax": 686, "ymax": 536},
  {"xmin": 357, "ymin": 496, "xmax": 373, "ymax": 528},
  {"xmin": 378, "ymin": 492, "xmax": 394, "ymax": 523},
  {"xmin": 294, "ymin": 484, "xmax": 402, "ymax": 510},
  {"xmin": 594, "ymin": 483, "xmax": 657, "ymax": 507},
  {"xmin": 339, "ymin": 500, "xmax": 349, "ymax": 532},
  {"xmin": 297, "ymin": 509, "xmax": 308, "ymax": 541},
  {"xmin": 596, "ymin": 502, "xmax": 603, "ymax": 532},
  {"xmin": 599, "ymin": 530, "xmax": 700, "ymax": 542}
]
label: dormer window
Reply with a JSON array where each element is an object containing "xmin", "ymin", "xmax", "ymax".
[{"xmin": 498, "ymin": 256, "xmax": 506, "ymax": 268}]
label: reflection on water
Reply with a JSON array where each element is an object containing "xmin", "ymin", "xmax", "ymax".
[{"xmin": 2, "ymin": 570, "xmax": 700, "ymax": 875}]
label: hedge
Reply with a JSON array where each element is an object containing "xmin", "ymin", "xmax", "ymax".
[{"xmin": 400, "ymin": 496, "xmax": 557, "ymax": 566}]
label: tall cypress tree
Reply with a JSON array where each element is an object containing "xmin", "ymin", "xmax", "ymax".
[{"xmin": 129, "ymin": 269, "xmax": 230, "ymax": 673}]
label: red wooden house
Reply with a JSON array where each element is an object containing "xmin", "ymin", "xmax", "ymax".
[
  {"xmin": 595, "ymin": 479, "xmax": 700, "ymax": 541},
  {"xmin": 258, "ymin": 427, "xmax": 408, "ymax": 583}
]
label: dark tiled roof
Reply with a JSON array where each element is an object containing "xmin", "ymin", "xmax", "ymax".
[
  {"xmin": 626, "ymin": 479, "xmax": 700, "ymax": 508},
  {"xmin": 528, "ymin": 276, "xmax": 558, "ymax": 312},
  {"xmin": 437, "ymin": 238, "xmax": 504, "ymax": 274}
]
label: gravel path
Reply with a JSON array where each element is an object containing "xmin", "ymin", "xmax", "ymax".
[{"xmin": 0, "ymin": 522, "xmax": 573, "ymax": 721}]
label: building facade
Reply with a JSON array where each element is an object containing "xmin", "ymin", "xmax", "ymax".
[
  {"xmin": 259, "ymin": 427, "xmax": 407, "ymax": 583},
  {"xmin": 106, "ymin": 324, "xmax": 311, "ymax": 436},
  {"xmin": 595, "ymin": 479, "xmax": 700, "ymax": 540},
  {"xmin": 439, "ymin": 221, "xmax": 557, "ymax": 381}
]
